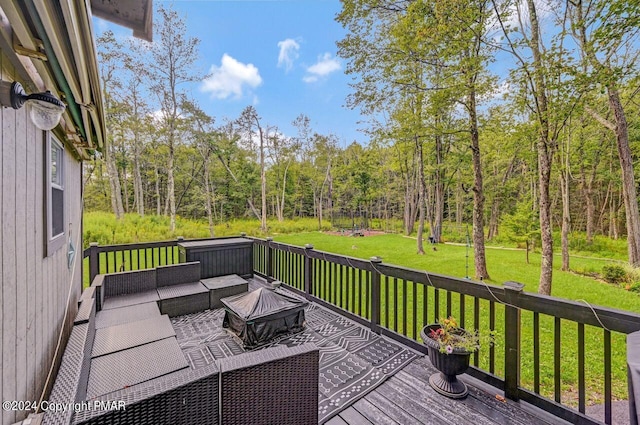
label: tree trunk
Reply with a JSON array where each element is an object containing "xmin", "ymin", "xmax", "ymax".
[
  {"xmin": 469, "ymin": 86, "xmax": 490, "ymax": 280},
  {"xmin": 155, "ymin": 166, "xmax": 161, "ymax": 216},
  {"xmin": 203, "ymin": 159, "xmax": 215, "ymax": 237},
  {"xmin": 560, "ymin": 173, "xmax": 570, "ymax": 271},
  {"xmin": 432, "ymin": 134, "xmax": 445, "ymax": 243},
  {"xmin": 416, "ymin": 136, "xmax": 426, "ymax": 254},
  {"xmin": 583, "ymin": 181, "xmax": 595, "ymax": 243},
  {"xmin": 133, "ymin": 133, "xmax": 144, "ymax": 217},
  {"xmin": 456, "ymin": 180, "xmax": 464, "ymax": 227},
  {"xmin": 572, "ymin": 0, "xmax": 640, "ymax": 265},
  {"xmin": 527, "ymin": 0, "xmax": 554, "ymax": 295},
  {"xmin": 607, "ymin": 87, "xmax": 640, "ymax": 266},
  {"xmin": 167, "ymin": 142, "xmax": 176, "ymax": 231},
  {"xmin": 121, "ymin": 165, "xmax": 130, "ymax": 213},
  {"xmin": 106, "ymin": 144, "xmax": 124, "ymax": 219},
  {"xmin": 259, "ymin": 128, "xmax": 267, "ymax": 232}
]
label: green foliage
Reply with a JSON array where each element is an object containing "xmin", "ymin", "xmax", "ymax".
[
  {"xmin": 601, "ymin": 264, "xmax": 628, "ymax": 283},
  {"xmin": 427, "ymin": 316, "xmax": 496, "ymax": 354},
  {"xmin": 83, "ymin": 212, "xmax": 331, "ymax": 249},
  {"xmin": 627, "ymin": 282, "xmax": 640, "ymax": 293}
]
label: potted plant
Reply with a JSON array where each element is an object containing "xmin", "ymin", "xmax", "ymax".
[{"xmin": 420, "ymin": 316, "xmax": 494, "ymax": 398}]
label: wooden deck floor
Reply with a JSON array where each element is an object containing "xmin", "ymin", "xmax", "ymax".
[
  {"xmin": 249, "ymin": 278, "xmax": 568, "ymax": 425},
  {"xmin": 325, "ymin": 356, "xmax": 564, "ymax": 425}
]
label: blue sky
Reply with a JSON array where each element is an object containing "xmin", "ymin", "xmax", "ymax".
[{"xmin": 93, "ymin": 0, "xmax": 365, "ymax": 146}]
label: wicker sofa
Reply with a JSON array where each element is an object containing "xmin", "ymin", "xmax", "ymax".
[{"xmin": 42, "ymin": 265, "xmax": 319, "ymax": 425}]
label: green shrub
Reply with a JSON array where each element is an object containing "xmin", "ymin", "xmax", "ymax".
[
  {"xmin": 627, "ymin": 282, "xmax": 640, "ymax": 293},
  {"xmin": 601, "ymin": 264, "xmax": 628, "ymax": 284}
]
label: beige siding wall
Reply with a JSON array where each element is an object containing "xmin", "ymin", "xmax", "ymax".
[{"xmin": 1, "ymin": 53, "xmax": 83, "ymax": 424}]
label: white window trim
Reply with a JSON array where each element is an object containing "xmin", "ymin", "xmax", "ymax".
[{"xmin": 46, "ymin": 132, "xmax": 65, "ymax": 256}]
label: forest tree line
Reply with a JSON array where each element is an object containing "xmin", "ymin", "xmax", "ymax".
[{"xmin": 85, "ymin": 2, "xmax": 640, "ymax": 295}]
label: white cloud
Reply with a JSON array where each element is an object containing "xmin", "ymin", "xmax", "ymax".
[
  {"xmin": 303, "ymin": 53, "xmax": 341, "ymax": 83},
  {"xmin": 202, "ymin": 54, "xmax": 262, "ymax": 99},
  {"xmin": 277, "ymin": 38, "xmax": 300, "ymax": 72}
]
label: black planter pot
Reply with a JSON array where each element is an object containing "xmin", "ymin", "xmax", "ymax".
[{"xmin": 421, "ymin": 324, "xmax": 472, "ymax": 399}]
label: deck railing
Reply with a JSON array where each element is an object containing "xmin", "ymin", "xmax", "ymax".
[
  {"xmin": 84, "ymin": 236, "xmax": 640, "ymax": 425},
  {"xmin": 251, "ymin": 238, "xmax": 640, "ymax": 425},
  {"xmin": 83, "ymin": 239, "xmax": 182, "ymax": 285}
]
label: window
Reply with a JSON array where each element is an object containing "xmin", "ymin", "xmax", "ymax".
[{"xmin": 46, "ymin": 133, "xmax": 65, "ymax": 255}]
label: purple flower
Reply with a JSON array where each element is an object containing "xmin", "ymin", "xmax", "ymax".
[{"xmin": 446, "ymin": 345, "xmax": 454, "ymax": 354}]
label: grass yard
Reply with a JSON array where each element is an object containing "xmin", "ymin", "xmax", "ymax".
[{"xmin": 271, "ymin": 231, "xmax": 640, "ymax": 405}]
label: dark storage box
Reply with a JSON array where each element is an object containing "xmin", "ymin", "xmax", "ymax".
[{"xmin": 178, "ymin": 238, "xmax": 253, "ymax": 279}]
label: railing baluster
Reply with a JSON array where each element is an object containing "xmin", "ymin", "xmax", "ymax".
[
  {"xmin": 393, "ymin": 277, "xmax": 398, "ymax": 332},
  {"xmin": 337, "ymin": 264, "xmax": 342, "ymax": 308},
  {"xmin": 325, "ymin": 260, "xmax": 330, "ymax": 302},
  {"xmin": 534, "ymin": 312, "xmax": 540, "ymax": 393},
  {"xmin": 402, "ymin": 279, "xmax": 407, "ymax": 336},
  {"xmin": 489, "ymin": 300, "xmax": 495, "ymax": 374},
  {"xmin": 423, "ymin": 284, "xmax": 428, "ymax": 336},
  {"xmin": 357, "ymin": 269, "xmax": 363, "ymax": 316},
  {"xmin": 365, "ymin": 270, "xmax": 370, "ymax": 319},
  {"xmin": 434, "ymin": 289, "xmax": 440, "ymax": 322},
  {"xmin": 473, "ymin": 297, "xmax": 480, "ymax": 366},
  {"xmin": 459, "ymin": 293, "xmax": 465, "ymax": 328},
  {"xmin": 604, "ymin": 329, "xmax": 612, "ymax": 425},
  {"xmin": 384, "ymin": 275, "xmax": 389, "ymax": 328},
  {"xmin": 412, "ymin": 281, "xmax": 417, "ymax": 339},
  {"xmin": 350, "ymin": 268, "xmax": 356, "ymax": 313},
  {"xmin": 370, "ymin": 257, "xmax": 382, "ymax": 333},
  {"xmin": 446, "ymin": 290, "xmax": 452, "ymax": 318},
  {"xmin": 554, "ymin": 316, "xmax": 561, "ymax": 403},
  {"xmin": 331, "ymin": 262, "xmax": 336, "ymax": 305},
  {"xmin": 578, "ymin": 322, "xmax": 585, "ymax": 414}
]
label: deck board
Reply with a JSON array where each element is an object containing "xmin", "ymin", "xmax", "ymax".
[
  {"xmin": 326, "ymin": 415, "xmax": 349, "ymax": 425},
  {"xmin": 352, "ymin": 399, "xmax": 400, "ymax": 425},
  {"xmin": 338, "ymin": 407, "xmax": 374, "ymax": 425},
  {"xmin": 340, "ymin": 355, "xmax": 559, "ymax": 425}
]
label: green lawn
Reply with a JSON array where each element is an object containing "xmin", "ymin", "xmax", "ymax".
[{"xmin": 272, "ymin": 232, "xmax": 638, "ymax": 311}]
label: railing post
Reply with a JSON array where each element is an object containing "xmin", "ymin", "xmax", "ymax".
[
  {"xmin": 304, "ymin": 244, "xmax": 314, "ymax": 299},
  {"xmin": 370, "ymin": 256, "xmax": 382, "ymax": 334},
  {"xmin": 88, "ymin": 242, "xmax": 99, "ymax": 283},
  {"xmin": 504, "ymin": 280, "xmax": 524, "ymax": 401},
  {"xmin": 266, "ymin": 237, "xmax": 274, "ymax": 281}
]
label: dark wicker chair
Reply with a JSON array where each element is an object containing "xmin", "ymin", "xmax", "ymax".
[{"xmin": 219, "ymin": 344, "xmax": 319, "ymax": 425}]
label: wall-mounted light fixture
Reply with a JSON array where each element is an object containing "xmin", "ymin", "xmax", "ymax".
[{"xmin": 0, "ymin": 81, "xmax": 66, "ymax": 130}]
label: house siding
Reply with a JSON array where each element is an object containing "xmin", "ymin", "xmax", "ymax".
[{"xmin": 1, "ymin": 53, "xmax": 82, "ymax": 424}]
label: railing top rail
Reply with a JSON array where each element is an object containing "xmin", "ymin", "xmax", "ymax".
[
  {"xmin": 82, "ymin": 236, "xmax": 249, "ymax": 257},
  {"xmin": 515, "ymin": 290, "xmax": 640, "ymax": 334},
  {"xmin": 252, "ymin": 237, "xmax": 373, "ymax": 271},
  {"xmin": 376, "ymin": 262, "xmax": 506, "ymax": 301}
]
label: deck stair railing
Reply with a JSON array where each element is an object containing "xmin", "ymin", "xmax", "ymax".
[{"xmin": 84, "ymin": 236, "xmax": 640, "ymax": 425}]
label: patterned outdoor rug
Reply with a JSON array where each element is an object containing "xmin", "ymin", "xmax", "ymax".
[{"xmin": 171, "ymin": 298, "xmax": 419, "ymax": 423}]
